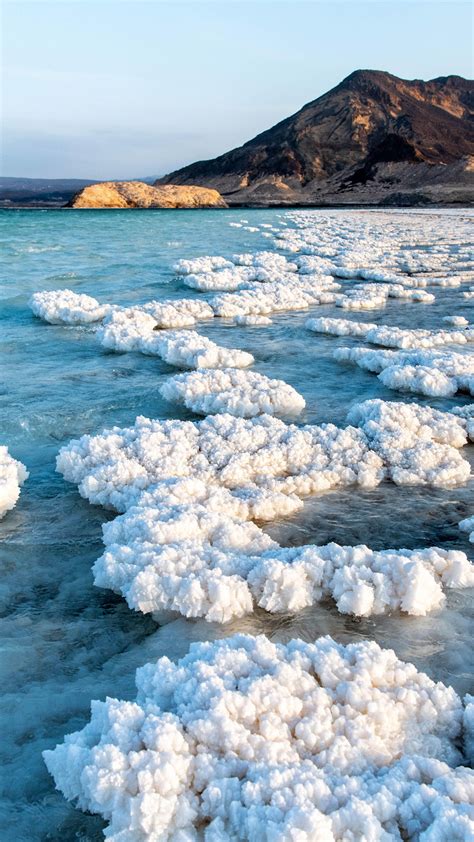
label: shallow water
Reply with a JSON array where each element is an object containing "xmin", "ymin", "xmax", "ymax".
[{"xmin": 1, "ymin": 208, "xmax": 473, "ymax": 840}]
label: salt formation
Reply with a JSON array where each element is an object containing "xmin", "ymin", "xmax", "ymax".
[
  {"xmin": 56, "ymin": 400, "xmax": 472, "ymax": 518},
  {"xmin": 98, "ymin": 312, "xmax": 253, "ymax": 369},
  {"xmin": 335, "ymin": 347, "xmax": 474, "ymax": 398},
  {"xmin": 346, "ymin": 400, "xmax": 471, "ymax": 487},
  {"xmin": 55, "ymin": 400, "xmax": 473, "ymax": 623},
  {"xmin": 459, "ymin": 516, "xmax": 474, "ymax": 545},
  {"xmin": 443, "ymin": 316, "xmax": 469, "ymax": 327},
  {"xmin": 93, "ymin": 483, "xmax": 474, "ymax": 623},
  {"xmin": 336, "ymin": 283, "xmax": 434, "ymax": 311},
  {"xmin": 210, "ymin": 277, "xmax": 338, "ymax": 318},
  {"xmin": 160, "ymin": 369, "xmax": 306, "ymax": 418},
  {"xmin": 44, "ymin": 634, "xmax": 474, "ymax": 841},
  {"xmin": 0, "ymin": 446, "xmax": 28, "ymax": 519},
  {"xmin": 233, "ymin": 314, "xmax": 272, "ymax": 326},
  {"xmin": 140, "ymin": 298, "xmax": 214, "ymax": 328},
  {"xmin": 307, "ymin": 317, "xmax": 474, "ymax": 349},
  {"xmin": 29, "ymin": 290, "xmax": 110, "ymax": 325},
  {"xmin": 175, "ymin": 251, "xmax": 298, "ymax": 292},
  {"xmin": 272, "ymin": 210, "xmax": 473, "ymax": 290}
]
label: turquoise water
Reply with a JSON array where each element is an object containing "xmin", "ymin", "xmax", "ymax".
[{"xmin": 1, "ymin": 209, "xmax": 473, "ymax": 840}]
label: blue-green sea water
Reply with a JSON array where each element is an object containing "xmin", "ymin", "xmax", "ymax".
[{"xmin": 1, "ymin": 209, "xmax": 473, "ymax": 840}]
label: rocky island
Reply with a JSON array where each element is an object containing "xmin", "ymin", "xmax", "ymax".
[{"xmin": 68, "ymin": 181, "xmax": 227, "ymax": 208}]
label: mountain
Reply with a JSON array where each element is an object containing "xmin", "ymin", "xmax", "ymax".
[
  {"xmin": 67, "ymin": 182, "xmax": 227, "ymax": 208},
  {"xmin": 159, "ymin": 70, "xmax": 474, "ymax": 206}
]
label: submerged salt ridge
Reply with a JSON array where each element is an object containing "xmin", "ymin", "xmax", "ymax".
[
  {"xmin": 0, "ymin": 446, "xmax": 28, "ymax": 519},
  {"xmin": 44, "ymin": 634, "xmax": 474, "ymax": 841}
]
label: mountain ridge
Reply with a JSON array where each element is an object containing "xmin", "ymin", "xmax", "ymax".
[{"xmin": 158, "ymin": 69, "xmax": 474, "ymax": 206}]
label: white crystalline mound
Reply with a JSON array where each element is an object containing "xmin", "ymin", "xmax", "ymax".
[
  {"xmin": 367, "ymin": 325, "xmax": 474, "ymax": 350},
  {"xmin": 452, "ymin": 404, "xmax": 474, "ymax": 440},
  {"xmin": 233, "ymin": 314, "xmax": 272, "ymax": 326},
  {"xmin": 144, "ymin": 331, "xmax": 254, "ymax": 369},
  {"xmin": 94, "ymin": 481, "xmax": 474, "ymax": 623},
  {"xmin": 181, "ymin": 266, "xmax": 255, "ymax": 292},
  {"xmin": 459, "ymin": 516, "xmax": 474, "ymax": 545},
  {"xmin": 174, "ymin": 256, "xmax": 234, "ymax": 274},
  {"xmin": 306, "ymin": 316, "xmax": 377, "ymax": 338},
  {"xmin": 141, "ymin": 298, "xmax": 214, "ymax": 328},
  {"xmin": 444, "ymin": 316, "xmax": 469, "ymax": 327},
  {"xmin": 307, "ymin": 317, "xmax": 474, "ymax": 350},
  {"xmin": 347, "ymin": 399, "xmax": 471, "ymax": 487},
  {"xmin": 336, "ymin": 347, "xmax": 474, "ymax": 398},
  {"xmin": 0, "ymin": 446, "xmax": 28, "ymax": 519},
  {"xmin": 56, "ymin": 400, "xmax": 471, "ymax": 519},
  {"xmin": 335, "ymin": 283, "xmax": 433, "ymax": 312},
  {"xmin": 43, "ymin": 634, "xmax": 474, "ymax": 841},
  {"xmin": 29, "ymin": 289, "xmax": 110, "ymax": 325},
  {"xmin": 210, "ymin": 276, "xmax": 338, "ymax": 317},
  {"xmin": 98, "ymin": 308, "xmax": 158, "ymax": 352},
  {"xmin": 98, "ymin": 312, "xmax": 253, "ymax": 369},
  {"xmin": 176, "ymin": 252, "xmax": 299, "ymax": 292},
  {"xmin": 160, "ymin": 369, "xmax": 306, "ymax": 418}
]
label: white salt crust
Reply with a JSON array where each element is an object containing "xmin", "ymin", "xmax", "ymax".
[
  {"xmin": 307, "ymin": 317, "xmax": 474, "ymax": 350},
  {"xmin": 272, "ymin": 211, "xmax": 474, "ymax": 288},
  {"xmin": 29, "ymin": 290, "xmax": 111, "ymax": 325},
  {"xmin": 92, "ymin": 481, "xmax": 474, "ymax": 623},
  {"xmin": 44, "ymin": 634, "xmax": 474, "ymax": 841},
  {"xmin": 459, "ymin": 516, "xmax": 474, "ymax": 545},
  {"xmin": 54, "ymin": 401, "xmax": 473, "ymax": 624},
  {"xmin": 233, "ymin": 315, "xmax": 272, "ymax": 326},
  {"xmin": 335, "ymin": 347, "xmax": 474, "ymax": 398},
  {"xmin": 160, "ymin": 369, "xmax": 306, "ymax": 418},
  {"xmin": 0, "ymin": 446, "xmax": 28, "ymax": 519},
  {"xmin": 99, "ymin": 313, "xmax": 253, "ymax": 369}
]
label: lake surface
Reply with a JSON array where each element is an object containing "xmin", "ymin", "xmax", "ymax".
[{"xmin": 1, "ymin": 208, "xmax": 473, "ymax": 840}]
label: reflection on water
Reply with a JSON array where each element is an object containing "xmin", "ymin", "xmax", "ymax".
[{"xmin": 0, "ymin": 209, "xmax": 473, "ymax": 840}]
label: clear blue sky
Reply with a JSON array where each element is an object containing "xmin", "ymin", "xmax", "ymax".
[{"xmin": 2, "ymin": 0, "xmax": 473, "ymax": 179}]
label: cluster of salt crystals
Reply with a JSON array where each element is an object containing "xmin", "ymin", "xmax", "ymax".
[
  {"xmin": 0, "ymin": 446, "xmax": 28, "ymax": 519},
  {"xmin": 233, "ymin": 314, "xmax": 272, "ymax": 326},
  {"xmin": 306, "ymin": 316, "xmax": 474, "ymax": 349},
  {"xmin": 336, "ymin": 346, "xmax": 474, "ymax": 398},
  {"xmin": 55, "ymin": 400, "xmax": 474, "ymax": 624},
  {"xmin": 459, "ymin": 516, "xmax": 474, "ymax": 545},
  {"xmin": 99, "ymin": 312, "xmax": 254, "ymax": 369},
  {"xmin": 43, "ymin": 633, "xmax": 474, "ymax": 841},
  {"xmin": 160, "ymin": 368, "xmax": 306, "ymax": 418},
  {"xmin": 29, "ymin": 289, "xmax": 112, "ymax": 325},
  {"xmin": 93, "ymin": 479, "xmax": 474, "ymax": 623},
  {"xmin": 173, "ymin": 250, "xmax": 435, "ymax": 315},
  {"xmin": 271, "ymin": 210, "xmax": 474, "ymax": 284}
]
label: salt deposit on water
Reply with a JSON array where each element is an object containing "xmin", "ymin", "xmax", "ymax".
[
  {"xmin": 160, "ymin": 369, "xmax": 306, "ymax": 418},
  {"xmin": 4, "ymin": 208, "xmax": 474, "ymax": 838},
  {"xmin": 0, "ymin": 446, "xmax": 28, "ymax": 519},
  {"xmin": 54, "ymin": 400, "xmax": 474, "ymax": 626},
  {"xmin": 44, "ymin": 634, "xmax": 473, "ymax": 840},
  {"xmin": 335, "ymin": 347, "xmax": 474, "ymax": 399},
  {"xmin": 29, "ymin": 289, "xmax": 111, "ymax": 324}
]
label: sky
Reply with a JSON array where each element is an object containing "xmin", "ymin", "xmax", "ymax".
[{"xmin": 2, "ymin": 0, "xmax": 473, "ymax": 179}]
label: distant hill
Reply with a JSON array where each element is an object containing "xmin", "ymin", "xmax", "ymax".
[
  {"xmin": 0, "ymin": 176, "xmax": 160, "ymax": 208},
  {"xmin": 159, "ymin": 70, "xmax": 474, "ymax": 206}
]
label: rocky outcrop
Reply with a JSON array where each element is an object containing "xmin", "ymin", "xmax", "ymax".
[
  {"xmin": 159, "ymin": 70, "xmax": 474, "ymax": 205},
  {"xmin": 68, "ymin": 181, "xmax": 227, "ymax": 208}
]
